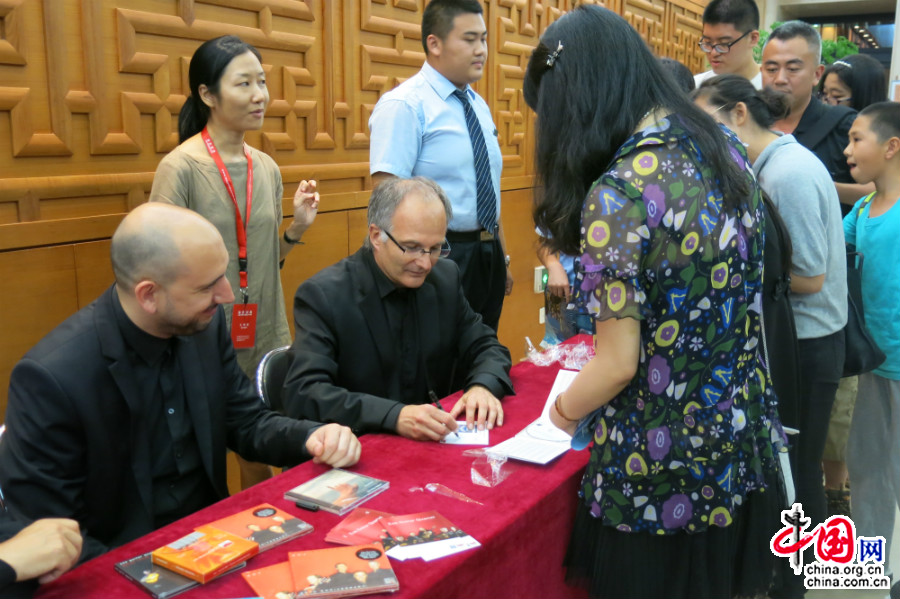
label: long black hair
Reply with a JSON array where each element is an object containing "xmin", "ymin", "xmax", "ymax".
[
  {"xmin": 818, "ymin": 53, "xmax": 888, "ymax": 112},
  {"xmin": 178, "ymin": 35, "xmax": 262, "ymax": 143},
  {"xmin": 524, "ymin": 5, "xmax": 750, "ymax": 255},
  {"xmin": 693, "ymin": 74, "xmax": 790, "ymax": 129}
]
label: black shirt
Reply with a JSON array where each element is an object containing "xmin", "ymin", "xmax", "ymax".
[
  {"xmin": 0, "ymin": 559, "xmax": 21, "ymax": 596},
  {"xmin": 112, "ymin": 294, "xmax": 217, "ymax": 529},
  {"xmin": 792, "ymin": 97, "xmax": 857, "ymax": 215},
  {"xmin": 363, "ymin": 250, "xmax": 429, "ymax": 430}
]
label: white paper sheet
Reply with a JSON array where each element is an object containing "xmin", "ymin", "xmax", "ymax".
[
  {"xmin": 485, "ymin": 370, "xmax": 577, "ymax": 464},
  {"xmin": 487, "ymin": 435, "xmax": 569, "ymax": 465},
  {"xmin": 440, "ymin": 422, "xmax": 490, "ymax": 445}
]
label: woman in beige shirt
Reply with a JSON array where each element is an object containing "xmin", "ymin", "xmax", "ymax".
[{"xmin": 150, "ymin": 35, "xmax": 318, "ymax": 488}]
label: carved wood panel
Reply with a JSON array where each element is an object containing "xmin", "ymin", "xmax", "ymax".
[{"xmin": 0, "ymin": 0, "xmax": 706, "ymax": 233}]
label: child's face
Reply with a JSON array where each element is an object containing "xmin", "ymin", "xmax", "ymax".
[{"xmin": 844, "ymin": 115, "xmax": 888, "ymax": 185}]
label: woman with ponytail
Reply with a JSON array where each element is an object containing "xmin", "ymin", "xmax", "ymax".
[
  {"xmin": 695, "ymin": 74, "xmax": 849, "ymax": 597},
  {"xmin": 150, "ymin": 36, "xmax": 319, "ymax": 488}
]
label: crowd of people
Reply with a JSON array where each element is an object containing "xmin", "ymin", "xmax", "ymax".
[{"xmin": 1, "ymin": 1, "xmax": 898, "ymax": 598}]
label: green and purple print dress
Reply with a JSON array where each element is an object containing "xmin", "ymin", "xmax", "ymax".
[{"xmin": 576, "ymin": 117, "xmax": 783, "ymax": 535}]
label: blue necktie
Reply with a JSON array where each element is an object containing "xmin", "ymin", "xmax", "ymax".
[{"xmin": 453, "ymin": 89, "xmax": 497, "ymax": 233}]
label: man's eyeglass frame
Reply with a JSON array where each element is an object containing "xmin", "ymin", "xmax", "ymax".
[
  {"xmin": 382, "ymin": 228, "xmax": 451, "ymax": 259},
  {"xmin": 698, "ymin": 29, "xmax": 752, "ymax": 54}
]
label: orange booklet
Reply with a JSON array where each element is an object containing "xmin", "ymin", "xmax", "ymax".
[
  {"xmin": 287, "ymin": 542, "xmax": 399, "ymax": 597},
  {"xmin": 324, "ymin": 508, "xmax": 395, "ymax": 547},
  {"xmin": 206, "ymin": 503, "xmax": 313, "ymax": 551},
  {"xmin": 241, "ymin": 561, "xmax": 296, "ymax": 599},
  {"xmin": 151, "ymin": 525, "xmax": 259, "ymax": 583}
]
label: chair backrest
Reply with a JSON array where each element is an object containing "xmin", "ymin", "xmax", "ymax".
[{"xmin": 255, "ymin": 346, "xmax": 293, "ymax": 413}]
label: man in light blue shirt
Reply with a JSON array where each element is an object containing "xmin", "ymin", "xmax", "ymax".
[{"xmin": 369, "ymin": 0, "xmax": 513, "ymax": 331}]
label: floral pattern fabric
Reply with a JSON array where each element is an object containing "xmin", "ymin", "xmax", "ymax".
[{"xmin": 576, "ymin": 117, "xmax": 782, "ymax": 534}]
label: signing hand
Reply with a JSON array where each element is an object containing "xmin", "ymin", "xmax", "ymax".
[
  {"xmin": 449, "ymin": 385, "xmax": 504, "ymax": 431},
  {"xmin": 396, "ymin": 404, "xmax": 458, "ymax": 442},
  {"xmin": 0, "ymin": 518, "xmax": 82, "ymax": 584},
  {"xmin": 305, "ymin": 423, "xmax": 361, "ymax": 468}
]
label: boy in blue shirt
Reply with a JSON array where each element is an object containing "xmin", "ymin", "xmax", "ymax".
[{"xmin": 843, "ymin": 102, "xmax": 900, "ymax": 593}]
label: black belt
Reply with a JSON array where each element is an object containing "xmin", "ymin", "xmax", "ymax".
[{"xmin": 446, "ymin": 229, "xmax": 496, "ymax": 242}]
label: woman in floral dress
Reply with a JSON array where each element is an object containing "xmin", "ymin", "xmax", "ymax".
[{"xmin": 524, "ymin": 6, "xmax": 785, "ymax": 598}]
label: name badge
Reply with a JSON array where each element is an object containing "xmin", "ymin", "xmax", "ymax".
[{"xmin": 231, "ymin": 303, "xmax": 258, "ymax": 349}]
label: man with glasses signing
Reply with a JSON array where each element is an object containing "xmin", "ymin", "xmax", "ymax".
[
  {"xmin": 282, "ymin": 177, "xmax": 513, "ymax": 442},
  {"xmin": 694, "ymin": 0, "xmax": 763, "ymax": 90}
]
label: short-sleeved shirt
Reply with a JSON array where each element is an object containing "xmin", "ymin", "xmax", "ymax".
[
  {"xmin": 694, "ymin": 69, "xmax": 763, "ymax": 90},
  {"xmin": 576, "ymin": 116, "xmax": 780, "ymax": 534},
  {"xmin": 844, "ymin": 195, "xmax": 900, "ymax": 380},
  {"xmin": 753, "ymin": 134, "xmax": 847, "ymax": 339},
  {"xmin": 368, "ymin": 62, "xmax": 502, "ymax": 232},
  {"xmin": 149, "ymin": 145, "xmax": 292, "ymax": 380}
]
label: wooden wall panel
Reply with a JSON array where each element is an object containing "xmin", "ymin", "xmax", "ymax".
[
  {"xmin": 1, "ymin": 0, "xmax": 708, "ymax": 416},
  {"xmin": 347, "ymin": 209, "xmax": 370, "ymax": 256},
  {"xmin": 0, "ymin": 246, "xmax": 80, "ymax": 419},
  {"xmin": 279, "ymin": 210, "xmax": 351, "ymax": 332},
  {"xmin": 73, "ymin": 240, "xmax": 114, "ymax": 307},
  {"xmin": 497, "ymin": 188, "xmax": 545, "ymax": 358}
]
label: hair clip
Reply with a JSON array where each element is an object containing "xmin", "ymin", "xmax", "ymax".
[
  {"xmin": 546, "ymin": 41, "xmax": 564, "ymax": 68},
  {"xmin": 833, "ymin": 60, "xmax": 852, "ymax": 68}
]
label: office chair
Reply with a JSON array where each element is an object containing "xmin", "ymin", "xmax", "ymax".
[{"xmin": 255, "ymin": 345, "xmax": 292, "ymax": 413}]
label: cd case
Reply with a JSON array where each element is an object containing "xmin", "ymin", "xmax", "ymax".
[
  {"xmin": 150, "ymin": 525, "xmax": 259, "ymax": 583},
  {"xmin": 115, "ymin": 552, "xmax": 245, "ymax": 598},
  {"xmin": 205, "ymin": 503, "xmax": 313, "ymax": 550},
  {"xmin": 284, "ymin": 469, "xmax": 389, "ymax": 515}
]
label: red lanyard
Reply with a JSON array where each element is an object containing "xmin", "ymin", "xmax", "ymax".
[{"xmin": 201, "ymin": 127, "xmax": 253, "ymax": 303}]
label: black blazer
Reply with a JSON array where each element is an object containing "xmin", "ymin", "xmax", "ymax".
[
  {"xmin": 0, "ymin": 286, "xmax": 318, "ymax": 562},
  {"xmin": 282, "ymin": 248, "xmax": 513, "ymax": 434}
]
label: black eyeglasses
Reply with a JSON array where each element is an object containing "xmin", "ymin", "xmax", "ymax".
[
  {"xmin": 698, "ymin": 30, "xmax": 752, "ymax": 54},
  {"xmin": 818, "ymin": 91, "xmax": 852, "ymax": 106},
  {"xmin": 382, "ymin": 229, "xmax": 451, "ymax": 259}
]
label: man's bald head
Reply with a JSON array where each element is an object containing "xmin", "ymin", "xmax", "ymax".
[{"xmin": 111, "ymin": 203, "xmax": 223, "ymax": 293}]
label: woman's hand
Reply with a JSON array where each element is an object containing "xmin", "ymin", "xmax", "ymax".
[{"xmin": 286, "ymin": 179, "xmax": 320, "ymax": 239}]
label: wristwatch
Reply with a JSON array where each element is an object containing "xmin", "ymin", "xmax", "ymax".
[
  {"xmin": 505, "ymin": 255, "xmax": 511, "ymax": 268},
  {"xmin": 283, "ymin": 230, "xmax": 305, "ymax": 245}
]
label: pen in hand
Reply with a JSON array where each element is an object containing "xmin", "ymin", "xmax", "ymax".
[{"xmin": 429, "ymin": 391, "xmax": 459, "ymax": 438}]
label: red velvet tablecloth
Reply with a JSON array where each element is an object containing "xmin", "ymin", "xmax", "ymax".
[{"xmin": 36, "ymin": 347, "xmax": 592, "ymax": 599}]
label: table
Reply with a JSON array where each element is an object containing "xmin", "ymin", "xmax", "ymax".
[{"xmin": 36, "ymin": 341, "xmax": 592, "ymax": 599}]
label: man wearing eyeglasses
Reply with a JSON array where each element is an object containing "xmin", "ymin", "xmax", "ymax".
[
  {"xmin": 694, "ymin": 0, "xmax": 762, "ymax": 90},
  {"xmin": 282, "ymin": 177, "xmax": 513, "ymax": 442}
]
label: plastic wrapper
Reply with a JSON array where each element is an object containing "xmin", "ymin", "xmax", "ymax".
[
  {"xmin": 464, "ymin": 449, "xmax": 518, "ymax": 487},
  {"xmin": 525, "ymin": 336, "xmax": 594, "ymax": 370},
  {"xmin": 408, "ymin": 483, "xmax": 483, "ymax": 505}
]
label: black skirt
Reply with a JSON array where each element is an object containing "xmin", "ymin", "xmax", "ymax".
[{"xmin": 564, "ymin": 487, "xmax": 783, "ymax": 599}]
